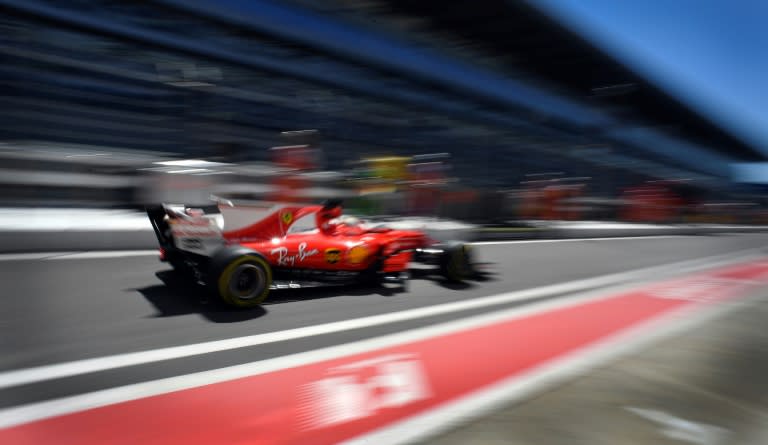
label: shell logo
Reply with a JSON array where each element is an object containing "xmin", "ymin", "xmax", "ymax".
[
  {"xmin": 324, "ymin": 248, "xmax": 341, "ymax": 264},
  {"xmin": 346, "ymin": 245, "xmax": 370, "ymax": 265}
]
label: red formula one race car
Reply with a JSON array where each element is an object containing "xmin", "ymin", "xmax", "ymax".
[{"xmin": 146, "ymin": 200, "xmax": 476, "ymax": 307}]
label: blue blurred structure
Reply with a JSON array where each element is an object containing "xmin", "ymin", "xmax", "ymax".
[{"xmin": 0, "ymin": 0, "xmax": 763, "ymax": 203}]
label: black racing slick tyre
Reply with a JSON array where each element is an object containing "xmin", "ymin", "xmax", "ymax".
[
  {"xmin": 439, "ymin": 242, "xmax": 473, "ymax": 282},
  {"xmin": 209, "ymin": 247, "xmax": 272, "ymax": 308}
]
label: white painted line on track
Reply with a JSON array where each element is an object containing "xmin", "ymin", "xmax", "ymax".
[
  {"xmin": 0, "ymin": 250, "xmax": 157, "ymax": 261},
  {"xmin": 472, "ymin": 235, "xmax": 685, "ymax": 245},
  {"xmin": 0, "ymin": 252, "xmax": 75, "ymax": 261},
  {"xmin": 0, "ymin": 270, "xmax": 761, "ymax": 430},
  {"xmin": 0, "ymin": 248, "xmax": 759, "ymax": 391},
  {"xmin": 45, "ymin": 250, "xmax": 158, "ymax": 260}
]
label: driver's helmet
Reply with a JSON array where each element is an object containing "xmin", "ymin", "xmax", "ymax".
[
  {"xmin": 316, "ymin": 200, "xmax": 343, "ymax": 234},
  {"xmin": 318, "ymin": 205, "xmax": 342, "ymax": 221}
]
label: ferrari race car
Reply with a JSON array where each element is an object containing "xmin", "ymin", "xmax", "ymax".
[{"xmin": 146, "ymin": 200, "xmax": 476, "ymax": 307}]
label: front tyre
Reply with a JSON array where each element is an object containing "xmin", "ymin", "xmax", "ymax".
[
  {"xmin": 211, "ymin": 249, "xmax": 272, "ymax": 307},
  {"xmin": 439, "ymin": 242, "xmax": 473, "ymax": 282}
]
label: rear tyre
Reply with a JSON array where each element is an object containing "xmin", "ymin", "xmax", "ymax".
[
  {"xmin": 210, "ymin": 248, "xmax": 272, "ymax": 307},
  {"xmin": 439, "ymin": 242, "xmax": 473, "ymax": 282}
]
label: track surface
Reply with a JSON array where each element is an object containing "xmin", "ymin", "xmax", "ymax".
[{"xmin": 2, "ymin": 234, "xmax": 767, "ymax": 412}]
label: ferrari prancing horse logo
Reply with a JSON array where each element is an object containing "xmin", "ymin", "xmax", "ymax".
[{"xmin": 281, "ymin": 211, "xmax": 293, "ymax": 225}]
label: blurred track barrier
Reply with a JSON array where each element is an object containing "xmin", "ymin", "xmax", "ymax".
[
  {"xmin": 2, "ymin": 258, "xmax": 767, "ymax": 444},
  {"xmin": 473, "ymin": 221, "xmax": 768, "ymax": 242},
  {"xmin": 0, "ymin": 142, "xmax": 161, "ymax": 207}
]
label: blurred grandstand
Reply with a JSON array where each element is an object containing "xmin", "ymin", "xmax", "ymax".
[{"xmin": 0, "ymin": 0, "xmax": 766, "ymax": 223}]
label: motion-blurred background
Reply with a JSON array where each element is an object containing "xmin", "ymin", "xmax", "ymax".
[{"xmin": 1, "ymin": 0, "xmax": 767, "ymax": 225}]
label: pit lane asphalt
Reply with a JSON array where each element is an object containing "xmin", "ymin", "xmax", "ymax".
[{"xmin": 1, "ymin": 233, "xmax": 767, "ymax": 409}]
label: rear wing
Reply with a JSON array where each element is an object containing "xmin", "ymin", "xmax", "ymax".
[{"xmin": 146, "ymin": 204, "xmax": 224, "ymax": 257}]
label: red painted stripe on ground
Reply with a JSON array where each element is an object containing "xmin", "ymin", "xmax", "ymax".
[{"xmin": 3, "ymin": 260, "xmax": 768, "ymax": 445}]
